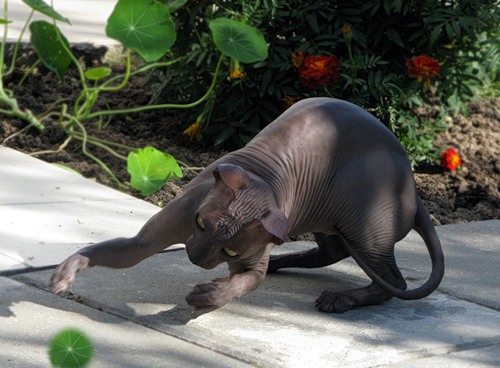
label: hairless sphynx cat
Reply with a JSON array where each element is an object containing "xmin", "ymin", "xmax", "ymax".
[{"xmin": 51, "ymin": 97, "xmax": 444, "ymax": 313}]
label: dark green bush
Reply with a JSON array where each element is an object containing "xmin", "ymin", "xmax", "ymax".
[{"xmin": 150, "ymin": 0, "xmax": 500, "ymax": 166}]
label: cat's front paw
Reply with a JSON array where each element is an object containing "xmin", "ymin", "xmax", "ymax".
[
  {"xmin": 185, "ymin": 278, "xmax": 234, "ymax": 310},
  {"xmin": 51, "ymin": 254, "xmax": 90, "ymax": 294}
]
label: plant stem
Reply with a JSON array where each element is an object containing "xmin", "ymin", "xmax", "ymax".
[
  {"xmin": 1, "ymin": 0, "xmax": 8, "ymax": 71},
  {"xmin": 97, "ymin": 56, "xmax": 185, "ymax": 91},
  {"xmin": 88, "ymin": 50, "xmax": 132, "ymax": 93},
  {"xmin": 29, "ymin": 135, "xmax": 72, "ymax": 156},
  {"xmin": 18, "ymin": 58, "xmax": 41, "ymax": 86},
  {"xmin": 85, "ymin": 53, "xmax": 225, "ymax": 120},
  {"xmin": 0, "ymin": 92, "xmax": 44, "ymax": 130},
  {"xmin": 6, "ymin": 10, "xmax": 35, "ymax": 76},
  {"xmin": 67, "ymin": 114, "xmax": 127, "ymax": 189}
]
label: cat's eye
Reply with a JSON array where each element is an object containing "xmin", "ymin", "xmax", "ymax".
[
  {"xmin": 223, "ymin": 248, "xmax": 239, "ymax": 257},
  {"xmin": 196, "ymin": 214, "xmax": 205, "ymax": 230}
]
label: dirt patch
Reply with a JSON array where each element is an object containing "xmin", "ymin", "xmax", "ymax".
[{"xmin": 1, "ymin": 59, "xmax": 499, "ymax": 226}]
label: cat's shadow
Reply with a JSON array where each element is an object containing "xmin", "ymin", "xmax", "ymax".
[{"xmin": 152, "ymin": 304, "xmax": 213, "ymax": 325}]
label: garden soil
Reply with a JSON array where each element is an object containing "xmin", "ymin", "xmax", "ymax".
[{"xmin": 1, "ymin": 60, "xmax": 499, "ymax": 227}]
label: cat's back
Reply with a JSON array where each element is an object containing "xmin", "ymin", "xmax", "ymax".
[{"xmin": 246, "ymin": 97, "xmax": 401, "ymax": 158}]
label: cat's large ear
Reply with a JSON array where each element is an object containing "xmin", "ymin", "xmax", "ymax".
[
  {"xmin": 259, "ymin": 207, "xmax": 289, "ymax": 245},
  {"xmin": 213, "ymin": 163, "xmax": 251, "ymax": 196}
]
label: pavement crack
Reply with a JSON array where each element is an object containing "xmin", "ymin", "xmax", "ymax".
[{"xmin": 0, "ymin": 264, "xmax": 58, "ymax": 277}]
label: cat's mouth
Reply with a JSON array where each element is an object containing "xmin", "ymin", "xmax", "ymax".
[{"xmin": 223, "ymin": 248, "xmax": 239, "ymax": 257}]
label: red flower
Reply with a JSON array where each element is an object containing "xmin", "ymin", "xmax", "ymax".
[
  {"xmin": 441, "ymin": 147, "xmax": 462, "ymax": 171},
  {"xmin": 299, "ymin": 55, "xmax": 341, "ymax": 89},
  {"xmin": 407, "ymin": 55, "xmax": 440, "ymax": 89}
]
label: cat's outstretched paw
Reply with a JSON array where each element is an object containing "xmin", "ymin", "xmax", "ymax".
[{"xmin": 50, "ymin": 254, "xmax": 90, "ymax": 294}]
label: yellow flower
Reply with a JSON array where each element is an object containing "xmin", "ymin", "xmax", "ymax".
[
  {"xmin": 183, "ymin": 121, "xmax": 203, "ymax": 142},
  {"xmin": 229, "ymin": 58, "xmax": 246, "ymax": 80},
  {"xmin": 342, "ymin": 23, "xmax": 352, "ymax": 42},
  {"xmin": 290, "ymin": 51, "xmax": 309, "ymax": 68},
  {"xmin": 229, "ymin": 69, "xmax": 246, "ymax": 80},
  {"xmin": 282, "ymin": 95, "xmax": 300, "ymax": 108}
]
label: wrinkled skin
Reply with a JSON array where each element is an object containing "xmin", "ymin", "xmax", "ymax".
[{"xmin": 51, "ymin": 98, "xmax": 444, "ymax": 313}]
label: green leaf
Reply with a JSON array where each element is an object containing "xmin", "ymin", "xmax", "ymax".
[
  {"xmin": 85, "ymin": 67, "xmax": 112, "ymax": 81},
  {"xmin": 163, "ymin": 0, "xmax": 188, "ymax": 12},
  {"xmin": 127, "ymin": 146, "xmax": 182, "ymax": 196},
  {"xmin": 49, "ymin": 328, "xmax": 93, "ymax": 368},
  {"xmin": 305, "ymin": 14, "xmax": 319, "ymax": 34},
  {"xmin": 0, "ymin": 18, "xmax": 12, "ymax": 24},
  {"xmin": 209, "ymin": 18, "xmax": 268, "ymax": 63},
  {"xmin": 29, "ymin": 21, "xmax": 72, "ymax": 80},
  {"xmin": 22, "ymin": 0, "xmax": 70, "ymax": 24},
  {"xmin": 386, "ymin": 29, "xmax": 404, "ymax": 47},
  {"xmin": 429, "ymin": 26, "xmax": 442, "ymax": 49},
  {"xmin": 106, "ymin": 0, "xmax": 176, "ymax": 62},
  {"xmin": 51, "ymin": 163, "xmax": 82, "ymax": 175},
  {"xmin": 214, "ymin": 126, "xmax": 236, "ymax": 146}
]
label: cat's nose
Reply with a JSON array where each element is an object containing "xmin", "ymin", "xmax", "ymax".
[{"xmin": 185, "ymin": 240, "xmax": 219, "ymax": 269}]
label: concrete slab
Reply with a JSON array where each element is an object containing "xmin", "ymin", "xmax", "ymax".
[
  {"xmin": 0, "ymin": 146, "xmax": 136, "ymax": 204},
  {"xmin": 396, "ymin": 221, "xmax": 500, "ymax": 310},
  {"xmin": 0, "ymin": 147, "xmax": 161, "ymax": 272},
  {"xmin": 16, "ymin": 240, "xmax": 500, "ymax": 367},
  {"xmin": 0, "ymin": 277, "xmax": 253, "ymax": 368},
  {"xmin": 378, "ymin": 344, "xmax": 500, "ymax": 368},
  {"xmin": 6, "ymin": 0, "xmax": 119, "ymax": 46},
  {"xmin": 2, "ymin": 147, "xmax": 499, "ymax": 367}
]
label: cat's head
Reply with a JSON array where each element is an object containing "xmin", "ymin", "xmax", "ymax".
[{"xmin": 186, "ymin": 163, "xmax": 288, "ymax": 270}]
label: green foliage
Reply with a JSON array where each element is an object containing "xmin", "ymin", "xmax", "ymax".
[
  {"xmin": 29, "ymin": 20, "xmax": 71, "ymax": 80},
  {"xmin": 2, "ymin": 0, "xmax": 268, "ymax": 195},
  {"xmin": 209, "ymin": 18, "xmax": 268, "ymax": 63},
  {"xmin": 48, "ymin": 328, "xmax": 93, "ymax": 368},
  {"xmin": 105, "ymin": 0, "xmax": 176, "ymax": 62},
  {"xmin": 127, "ymin": 146, "xmax": 183, "ymax": 196},
  {"xmin": 85, "ymin": 67, "xmax": 112, "ymax": 81},
  {"xmin": 22, "ymin": 0, "xmax": 70, "ymax": 24},
  {"xmin": 150, "ymin": 0, "xmax": 499, "ymax": 166}
]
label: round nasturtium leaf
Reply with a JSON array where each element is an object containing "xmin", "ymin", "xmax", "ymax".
[
  {"xmin": 30, "ymin": 20, "xmax": 72, "ymax": 80},
  {"xmin": 106, "ymin": 0, "xmax": 176, "ymax": 62},
  {"xmin": 209, "ymin": 18, "xmax": 268, "ymax": 63},
  {"xmin": 85, "ymin": 67, "xmax": 112, "ymax": 81},
  {"xmin": 127, "ymin": 146, "xmax": 183, "ymax": 196},
  {"xmin": 48, "ymin": 328, "xmax": 93, "ymax": 368}
]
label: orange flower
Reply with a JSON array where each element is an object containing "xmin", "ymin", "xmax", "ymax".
[
  {"xmin": 290, "ymin": 51, "xmax": 309, "ymax": 68},
  {"xmin": 407, "ymin": 55, "xmax": 440, "ymax": 89},
  {"xmin": 183, "ymin": 121, "xmax": 203, "ymax": 142},
  {"xmin": 441, "ymin": 147, "xmax": 462, "ymax": 171},
  {"xmin": 299, "ymin": 55, "xmax": 341, "ymax": 89}
]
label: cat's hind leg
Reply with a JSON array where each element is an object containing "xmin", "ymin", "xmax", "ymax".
[
  {"xmin": 315, "ymin": 240, "xmax": 407, "ymax": 313},
  {"xmin": 267, "ymin": 232, "xmax": 349, "ymax": 273}
]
